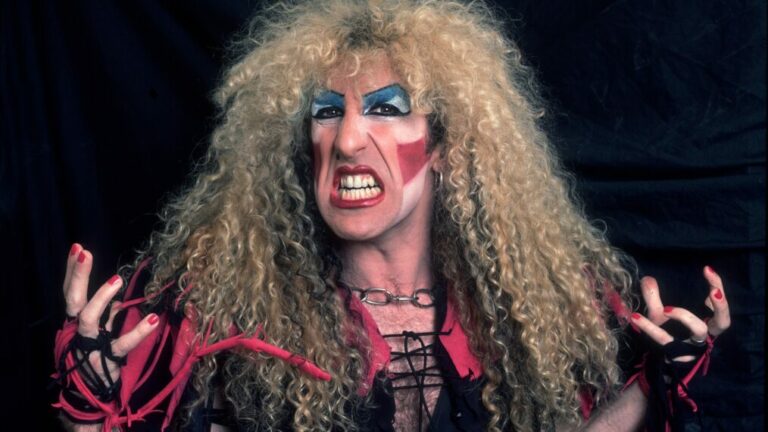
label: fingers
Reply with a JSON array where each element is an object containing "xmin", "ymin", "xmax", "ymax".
[
  {"xmin": 62, "ymin": 243, "xmax": 81, "ymax": 299},
  {"xmin": 78, "ymin": 275, "xmax": 123, "ymax": 338},
  {"xmin": 104, "ymin": 301, "xmax": 123, "ymax": 332},
  {"xmin": 630, "ymin": 313, "xmax": 674, "ymax": 345},
  {"xmin": 704, "ymin": 266, "xmax": 731, "ymax": 336},
  {"xmin": 662, "ymin": 306, "xmax": 708, "ymax": 342},
  {"xmin": 64, "ymin": 247, "xmax": 93, "ymax": 318},
  {"xmin": 632, "ymin": 268, "xmax": 732, "ymax": 364},
  {"xmin": 640, "ymin": 277, "xmax": 667, "ymax": 325},
  {"xmin": 111, "ymin": 313, "xmax": 160, "ymax": 357}
]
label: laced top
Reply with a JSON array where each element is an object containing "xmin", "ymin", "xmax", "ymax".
[{"xmin": 381, "ymin": 329, "xmax": 459, "ymax": 429}]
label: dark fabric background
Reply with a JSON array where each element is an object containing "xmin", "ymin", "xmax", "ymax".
[{"xmin": 1, "ymin": 1, "xmax": 764, "ymax": 430}]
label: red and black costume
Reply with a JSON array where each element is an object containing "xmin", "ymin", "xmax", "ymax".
[
  {"xmin": 53, "ymin": 259, "xmax": 493, "ymax": 431},
  {"xmin": 53, "ymin": 259, "xmax": 714, "ymax": 431}
]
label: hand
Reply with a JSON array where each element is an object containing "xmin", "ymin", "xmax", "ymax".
[
  {"xmin": 630, "ymin": 266, "xmax": 731, "ymax": 360},
  {"xmin": 63, "ymin": 243, "xmax": 159, "ymax": 396}
]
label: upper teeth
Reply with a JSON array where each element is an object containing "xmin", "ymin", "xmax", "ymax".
[{"xmin": 340, "ymin": 174, "xmax": 378, "ymax": 189}]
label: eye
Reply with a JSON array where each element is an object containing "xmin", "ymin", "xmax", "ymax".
[
  {"xmin": 367, "ymin": 103, "xmax": 405, "ymax": 116},
  {"xmin": 362, "ymin": 85, "xmax": 411, "ymax": 116},
  {"xmin": 311, "ymin": 90, "xmax": 345, "ymax": 119},
  {"xmin": 312, "ymin": 106, "xmax": 344, "ymax": 119}
]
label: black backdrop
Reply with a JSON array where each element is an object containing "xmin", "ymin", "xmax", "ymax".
[{"xmin": 1, "ymin": 1, "xmax": 764, "ymax": 430}]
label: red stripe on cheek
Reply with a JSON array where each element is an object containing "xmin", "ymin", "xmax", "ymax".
[{"xmin": 396, "ymin": 137, "xmax": 429, "ymax": 185}]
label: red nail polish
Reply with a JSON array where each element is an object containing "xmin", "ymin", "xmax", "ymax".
[
  {"xmin": 705, "ymin": 265, "xmax": 716, "ymax": 275},
  {"xmin": 664, "ymin": 306, "xmax": 674, "ymax": 314},
  {"xmin": 714, "ymin": 289, "xmax": 723, "ymax": 300},
  {"xmin": 631, "ymin": 312, "xmax": 642, "ymax": 320},
  {"xmin": 77, "ymin": 251, "xmax": 86, "ymax": 263},
  {"xmin": 69, "ymin": 244, "xmax": 79, "ymax": 256},
  {"xmin": 148, "ymin": 314, "xmax": 159, "ymax": 325},
  {"xmin": 108, "ymin": 275, "xmax": 121, "ymax": 285}
]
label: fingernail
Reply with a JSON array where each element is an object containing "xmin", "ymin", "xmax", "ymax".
[
  {"xmin": 77, "ymin": 251, "xmax": 86, "ymax": 263},
  {"xmin": 631, "ymin": 312, "xmax": 642, "ymax": 320},
  {"xmin": 148, "ymin": 314, "xmax": 159, "ymax": 325},
  {"xmin": 69, "ymin": 244, "xmax": 80, "ymax": 256},
  {"xmin": 664, "ymin": 306, "xmax": 674, "ymax": 314},
  {"xmin": 705, "ymin": 265, "xmax": 716, "ymax": 275},
  {"xmin": 108, "ymin": 275, "xmax": 121, "ymax": 285},
  {"xmin": 714, "ymin": 289, "xmax": 723, "ymax": 300}
]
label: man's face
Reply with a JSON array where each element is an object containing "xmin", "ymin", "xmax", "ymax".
[{"xmin": 310, "ymin": 57, "xmax": 436, "ymax": 242}]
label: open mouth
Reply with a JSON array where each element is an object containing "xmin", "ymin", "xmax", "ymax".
[
  {"xmin": 338, "ymin": 173, "xmax": 382, "ymax": 200},
  {"xmin": 332, "ymin": 166, "xmax": 385, "ymax": 208}
]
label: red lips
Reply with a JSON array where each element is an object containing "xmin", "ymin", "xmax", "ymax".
[{"xmin": 331, "ymin": 165, "xmax": 385, "ymax": 209}]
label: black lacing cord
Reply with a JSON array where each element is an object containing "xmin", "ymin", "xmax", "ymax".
[
  {"xmin": 52, "ymin": 328, "xmax": 125, "ymax": 411},
  {"xmin": 382, "ymin": 330, "xmax": 458, "ymax": 430},
  {"xmin": 645, "ymin": 339, "xmax": 709, "ymax": 431}
]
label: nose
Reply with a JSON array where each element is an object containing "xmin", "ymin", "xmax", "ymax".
[{"xmin": 334, "ymin": 111, "xmax": 368, "ymax": 160}]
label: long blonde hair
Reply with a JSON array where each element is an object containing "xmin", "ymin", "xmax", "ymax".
[{"xmin": 132, "ymin": 1, "xmax": 635, "ymax": 430}]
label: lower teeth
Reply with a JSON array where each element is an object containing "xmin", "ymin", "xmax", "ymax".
[{"xmin": 341, "ymin": 188, "xmax": 380, "ymax": 200}]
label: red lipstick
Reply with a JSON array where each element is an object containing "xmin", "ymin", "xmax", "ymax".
[{"xmin": 331, "ymin": 165, "xmax": 385, "ymax": 209}]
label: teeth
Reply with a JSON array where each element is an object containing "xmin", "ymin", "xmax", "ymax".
[
  {"xmin": 339, "ymin": 186, "xmax": 382, "ymax": 201},
  {"xmin": 339, "ymin": 174, "xmax": 378, "ymax": 189}
]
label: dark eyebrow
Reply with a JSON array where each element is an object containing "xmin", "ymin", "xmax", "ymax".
[
  {"xmin": 312, "ymin": 89, "xmax": 345, "ymax": 105},
  {"xmin": 362, "ymin": 83, "xmax": 404, "ymax": 98},
  {"xmin": 318, "ymin": 89, "xmax": 344, "ymax": 98},
  {"xmin": 312, "ymin": 90, "xmax": 346, "ymax": 113}
]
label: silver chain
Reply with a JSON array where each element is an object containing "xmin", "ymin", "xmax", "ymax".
[{"xmin": 349, "ymin": 286, "xmax": 435, "ymax": 308}]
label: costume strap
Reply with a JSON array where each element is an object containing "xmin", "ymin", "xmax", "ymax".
[
  {"xmin": 52, "ymin": 258, "xmax": 331, "ymax": 431},
  {"xmin": 624, "ymin": 334, "xmax": 716, "ymax": 432}
]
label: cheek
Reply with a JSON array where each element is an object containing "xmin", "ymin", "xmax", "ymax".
[
  {"xmin": 311, "ymin": 126, "xmax": 334, "ymax": 183},
  {"xmin": 396, "ymin": 163, "xmax": 430, "ymax": 221},
  {"xmin": 396, "ymin": 137, "xmax": 429, "ymax": 185},
  {"xmin": 312, "ymin": 144, "xmax": 322, "ymax": 181}
]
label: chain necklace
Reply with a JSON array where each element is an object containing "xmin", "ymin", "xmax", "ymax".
[{"xmin": 348, "ymin": 286, "xmax": 435, "ymax": 308}]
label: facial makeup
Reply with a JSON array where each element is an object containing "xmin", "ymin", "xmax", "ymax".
[
  {"xmin": 311, "ymin": 90, "xmax": 345, "ymax": 119},
  {"xmin": 396, "ymin": 137, "xmax": 429, "ymax": 184},
  {"xmin": 331, "ymin": 165, "xmax": 385, "ymax": 208},
  {"xmin": 362, "ymin": 84, "xmax": 411, "ymax": 116}
]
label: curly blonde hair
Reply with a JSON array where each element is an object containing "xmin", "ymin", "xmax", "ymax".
[{"xmin": 131, "ymin": 0, "xmax": 636, "ymax": 430}]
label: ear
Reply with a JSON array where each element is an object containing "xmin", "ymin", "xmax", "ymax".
[{"xmin": 428, "ymin": 147, "xmax": 444, "ymax": 173}]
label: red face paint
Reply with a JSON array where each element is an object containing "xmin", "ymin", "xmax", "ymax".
[{"xmin": 396, "ymin": 137, "xmax": 429, "ymax": 185}]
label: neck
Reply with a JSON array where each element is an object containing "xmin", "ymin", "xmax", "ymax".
[{"xmin": 338, "ymin": 218, "xmax": 433, "ymax": 296}]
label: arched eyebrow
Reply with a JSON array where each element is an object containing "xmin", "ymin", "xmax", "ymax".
[
  {"xmin": 312, "ymin": 90, "xmax": 345, "ymax": 108},
  {"xmin": 362, "ymin": 84, "xmax": 411, "ymax": 115}
]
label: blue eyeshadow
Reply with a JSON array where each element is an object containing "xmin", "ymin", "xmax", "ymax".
[
  {"xmin": 362, "ymin": 84, "xmax": 411, "ymax": 115},
  {"xmin": 311, "ymin": 90, "xmax": 345, "ymax": 117}
]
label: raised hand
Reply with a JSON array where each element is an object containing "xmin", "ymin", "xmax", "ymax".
[
  {"xmin": 630, "ymin": 266, "xmax": 731, "ymax": 353},
  {"xmin": 61, "ymin": 243, "xmax": 159, "ymax": 400},
  {"xmin": 628, "ymin": 266, "xmax": 731, "ymax": 429}
]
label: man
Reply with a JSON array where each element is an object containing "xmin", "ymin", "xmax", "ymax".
[{"xmin": 54, "ymin": 1, "xmax": 730, "ymax": 430}]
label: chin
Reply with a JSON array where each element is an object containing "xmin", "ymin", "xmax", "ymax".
[{"xmin": 329, "ymin": 223, "xmax": 385, "ymax": 242}]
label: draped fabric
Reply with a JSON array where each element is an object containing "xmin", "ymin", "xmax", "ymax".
[
  {"xmin": 512, "ymin": 3, "xmax": 765, "ymax": 429},
  {"xmin": 1, "ymin": 1, "xmax": 763, "ymax": 430}
]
